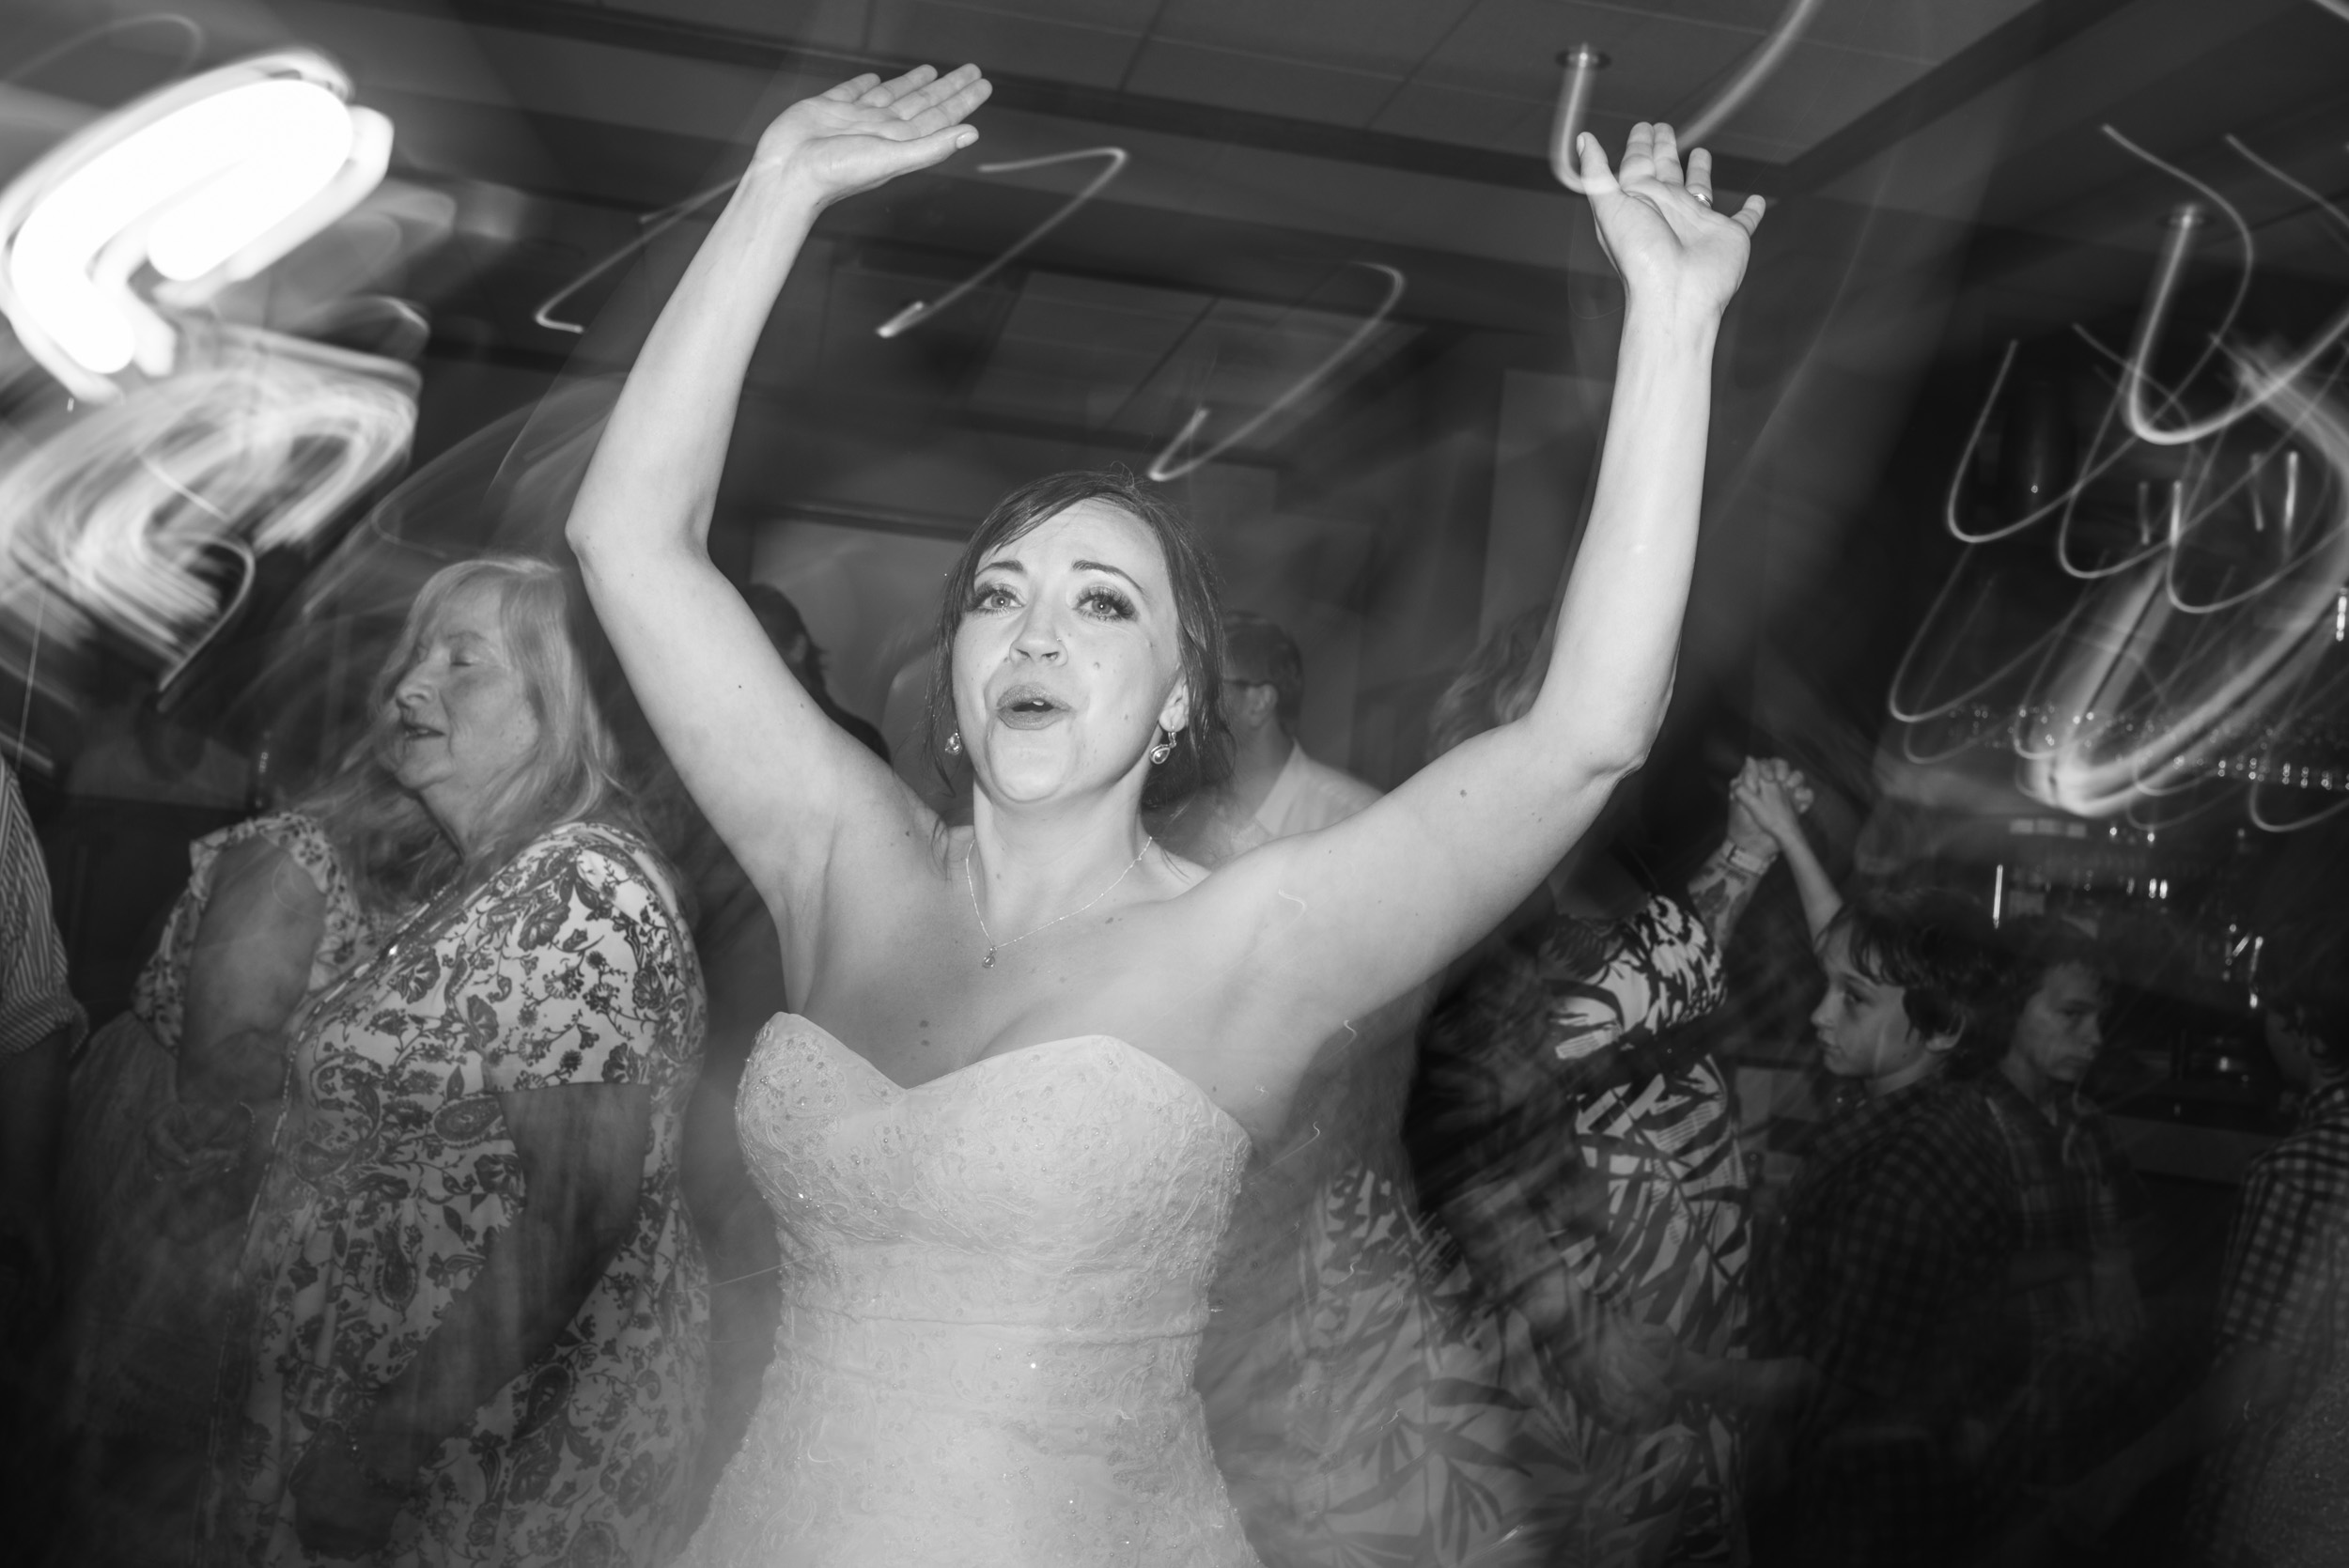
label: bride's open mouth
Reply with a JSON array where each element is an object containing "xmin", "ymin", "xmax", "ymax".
[{"xmin": 995, "ymin": 684, "xmax": 1070, "ymax": 731}]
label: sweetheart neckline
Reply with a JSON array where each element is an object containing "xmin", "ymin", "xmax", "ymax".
[{"xmin": 767, "ymin": 1013, "xmax": 1253, "ymax": 1146}]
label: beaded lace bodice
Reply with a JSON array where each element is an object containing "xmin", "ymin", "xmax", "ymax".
[{"xmin": 680, "ymin": 1014, "xmax": 1263, "ymax": 1568}]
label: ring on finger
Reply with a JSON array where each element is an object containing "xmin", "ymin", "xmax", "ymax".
[{"xmin": 1692, "ymin": 188, "xmax": 1714, "ymax": 207}]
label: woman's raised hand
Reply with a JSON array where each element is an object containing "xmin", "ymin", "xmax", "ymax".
[
  {"xmin": 752, "ymin": 64, "xmax": 992, "ymax": 208},
  {"xmin": 1570, "ymin": 122, "xmax": 1764, "ymax": 319}
]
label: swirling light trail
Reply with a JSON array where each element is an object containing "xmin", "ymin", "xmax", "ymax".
[
  {"xmin": 1548, "ymin": 0, "xmax": 1825, "ymax": 193},
  {"xmin": 1143, "ymin": 263, "xmax": 1406, "ymax": 484},
  {"xmin": 876, "ymin": 147, "xmax": 1128, "ymax": 338},
  {"xmin": 535, "ymin": 147, "xmax": 1128, "ymax": 340},
  {"xmin": 0, "ymin": 342, "xmax": 416, "ymax": 660},
  {"xmin": 0, "ymin": 50, "xmax": 391, "ymax": 402},
  {"xmin": 2111, "ymin": 128, "xmax": 2349, "ymax": 446}
]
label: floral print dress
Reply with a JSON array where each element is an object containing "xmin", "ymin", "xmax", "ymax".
[
  {"xmin": 206, "ymin": 820, "xmax": 708, "ymax": 1568},
  {"xmin": 1411, "ymin": 893, "xmax": 1747, "ymax": 1566}
]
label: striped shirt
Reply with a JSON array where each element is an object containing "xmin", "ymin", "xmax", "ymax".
[{"xmin": 0, "ymin": 761, "xmax": 83, "ymax": 1058}]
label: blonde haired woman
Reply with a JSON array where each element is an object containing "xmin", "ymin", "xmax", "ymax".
[{"xmin": 205, "ymin": 557, "xmax": 707, "ymax": 1568}]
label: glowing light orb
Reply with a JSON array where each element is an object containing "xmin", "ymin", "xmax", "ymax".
[{"xmin": 0, "ymin": 50, "xmax": 391, "ymax": 401}]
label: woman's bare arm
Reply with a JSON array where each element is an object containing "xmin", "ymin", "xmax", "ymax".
[
  {"xmin": 1204, "ymin": 125, "xmax": 1765, "ymax": 1039},
  {"xmin": 177, "ymin": 836, "xmax": 327, "ymax": 1110},
  {"xmin": 566, "ymin": 66, "xmax": 989, "ymax": 932}
]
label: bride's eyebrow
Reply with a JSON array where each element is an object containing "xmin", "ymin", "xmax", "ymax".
[{"xmin": 1071, "ymin": 559, "xmax": 1147, "ymax": 598}]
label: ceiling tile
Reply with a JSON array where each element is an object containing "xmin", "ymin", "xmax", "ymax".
[
  {"xmin": 599, "ymin": 0, "xmax": 872, "ymax": 54},
  {"xmin": 1563, "ymin": 0, "xmax": 2047, "ymax": 64},
  {"xmin": 1122, "ymin": 39, "xmax": 1403, "ymax": 127},
  {"xmin": 1422, "ymin": 1, "xmax": 1758, "ymax": 110},
  {"xmin": 863, "ymin": 0, "xmax": 1143, "ymax": 87},
  {"xmin": 1680, "ymin": 42, "xmax": 1928, "ymax": 157},
  {"xmin": 1368, "ymin": 80, "xmax": 1543, "ymax": 150},
  {"xmin": 1152, "ymin": 0, "xmax": 1481, "ymax": 80}
]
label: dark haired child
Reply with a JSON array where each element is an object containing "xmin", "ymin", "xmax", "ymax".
[{"xmin": 1747, "ymin": 889, "xmax": 2016, "ymax": 1568}]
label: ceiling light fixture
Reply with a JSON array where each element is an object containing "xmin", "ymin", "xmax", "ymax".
[{"xmin": 0, "ymin": 49, "xmax": 392, "ymax": 402}]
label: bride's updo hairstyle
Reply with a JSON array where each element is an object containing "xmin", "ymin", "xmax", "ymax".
[{"xmin": 926, "ymin": 470, "xmax": 1231, "ymax": 812}]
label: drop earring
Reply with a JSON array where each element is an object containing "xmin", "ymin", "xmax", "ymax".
[
  {"xmin": 945, "ymin": 731, "xmax": 964, "ymax": 756},
  {"xmin": 1148, "ymin": 729, "xmax": 1174, "ymax": 766}
]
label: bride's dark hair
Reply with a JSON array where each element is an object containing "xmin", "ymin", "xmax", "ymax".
[{"xmin": 924, "ymin": 470, "xmax": 1231, "ymax": 812}]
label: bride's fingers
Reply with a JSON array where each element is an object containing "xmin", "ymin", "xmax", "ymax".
[
  {"xmin": 1649, "ymin": 122, "xmax": 1684, "ymax": 186},
  {"xmin": 821, "ymin": 72, "xmax": 881, "ymax": 102},
  {"xmin": 861, "ymin": 63, "xmax": 938, "ymax": 106},
  {"xmin": 889, "ymin": 63, "xmax": 983, "ymax": 120},
  {"xmin": 898, "ymin": 75, "xmax": 993, "ymax": 137},
  {"xmin": 1573, "ymin": 129, "xmax": 1620, "ymax": 193},
  {"xmin": 1730, "ymin": 193, "xmax": 1767, "ymax": 234},
  {"xmin": 1686, "ymin": 147, "xmax": 1715, "ymax": 210},
  {"xmin": 1616, "ymin": 121, "xmax": 1657, "ymax": 183},
  {"xmin": 884, "ymin": 121, "xmax": 982, "ymax": 175}
]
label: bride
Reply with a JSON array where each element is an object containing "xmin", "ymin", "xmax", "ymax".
[{"xmin": 568, "ymin": 60, "xmax": 1762, "ymax": 1568}]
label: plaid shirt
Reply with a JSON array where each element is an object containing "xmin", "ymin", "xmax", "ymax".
[
  {"xmin": 0, "ymin": 762, "xmax": 81, "ymax": 1059},
  {"xmin": 2189, "ymin": 1076, "xmax": 2349, "ymax": 1563},
  {"xmin": 1975, "ymin": 1071, "xmax": 2141, "ymax": 1351},
  {"xmin": 1756, "ymin": 1074, "xmax": 2011, "ymax": 1410}
]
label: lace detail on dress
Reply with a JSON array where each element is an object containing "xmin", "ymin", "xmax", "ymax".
[{"xmin": 680, "ymin": 1016, "xmax": 1262, "ymax": 1568}]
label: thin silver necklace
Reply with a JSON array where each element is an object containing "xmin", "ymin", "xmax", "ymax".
[{"xmin": 964, "ymin": 837, "xmax": 1154, "ymax": 970}]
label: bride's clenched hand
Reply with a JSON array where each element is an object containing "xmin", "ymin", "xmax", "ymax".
[
  {"xmin": 1572, "ymin": 122, "xmax": 1764, "ymax": 319},
  {"xmin": 752, "ymin": 63, "xmax": 993, "ymax": 208}
]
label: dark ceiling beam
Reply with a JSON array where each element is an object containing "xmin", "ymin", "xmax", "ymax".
[
  {"xmin": 1782, "ymin": 0, "xmax": 2152, "ymax": 194},
  {"xmin": 374, "ymin": 0, "xmax": 1779, "ymax": 194}
]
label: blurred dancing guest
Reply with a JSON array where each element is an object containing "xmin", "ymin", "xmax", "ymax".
[
  {"xmin": 1971, "ymin": 919, "xmax": 2151, "ymax": 1484},
  {"xmin": 2057, "ymin": 919, "xmax": 2349, "ymax": 1567},
  {"xmin": 1177, "ymin": 613, "xmax": 1579, "ymax": 1567},
  {"xmin": 1411, "ymin": 632, "xmax": 1805, "ymax": 1564},
  {"xmin": 567, "ymin": 57, "xmax": 1762, "ymax": 1566},
  {"xmin": 1746, "ymin": 889, "xmax": 2014, "ymax": 1568},
  {"xmin": 204, "ymin": 557, "xmax": 708, "ymax": 1568},
  {"xmin": 1155, "ymin": 612, "xmax": 1377, "ymax": 866},
  {"xmin": 55, "ymin": 778, "xmax": 396, "ymax": 1565}
]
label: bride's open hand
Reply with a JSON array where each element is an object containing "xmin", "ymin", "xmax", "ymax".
[
  {"xmin": 753, "ymin": 63, "xmax": 993, "ymax": 208},
  {"xmin": 1573, "ymin": 122, "xmax": 1764, "ymax": 319}
]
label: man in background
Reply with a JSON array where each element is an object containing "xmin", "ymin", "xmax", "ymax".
[{"xmin": 1157, "ymin": 611, "xmax": 1376, "ymax": 863}]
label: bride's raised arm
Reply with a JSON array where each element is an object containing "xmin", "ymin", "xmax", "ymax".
[
  {"xmin": 1213, "ymin": 123, "xmax": 1765, "ymax": 1036},
  {"xmin": 566, "ymin": 66, "xmax": 990, "ymax": 915}
]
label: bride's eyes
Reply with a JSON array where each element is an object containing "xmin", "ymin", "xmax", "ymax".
[
  {"xmin": 1078, "ymin": 585, "xmax": 1135, "ymax": 619},
  {"xmin": 969, "ymin": 582, "xmax": 1019, "ymax": 612}
]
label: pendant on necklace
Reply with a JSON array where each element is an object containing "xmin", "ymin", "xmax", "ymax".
[{"xmin": 981, "ymin": 948, "xmax": 997, "ymax": 970}]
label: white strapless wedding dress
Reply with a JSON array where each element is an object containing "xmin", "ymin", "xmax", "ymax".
[{"xmin": 677, "ymin": 1014, "xmax": 1263, "ymax": 1567}]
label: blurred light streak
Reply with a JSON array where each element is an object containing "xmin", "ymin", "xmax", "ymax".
[
  {"xmin": 1548, "ymin": 0, "xmax": 1823, "ymax": 193},
  {"xmin": 2109, "ymin": 128, "xmax": 2349, "ymax": 446},
  {"xmin": 533, "ymin": 177, "xmax": 735, "ymax": 335},
  {"xmin": 2026, "ymin": 356, "xmax": 2349, "ymax": 815},
  {"xmin": 536, "ymin": 146, "xmax": 1128, "ymax": 340},
  {"xmin": 1548, "ymin": 47, "xmax": 1609, "ymax": 194},
  {"xmin": 876, "ymin": 147, "xmax": 1128, "ymax": 338},
  {"xmin": 1144, "ymin": 263, "xmax": 1406, "ymax": 484},
  {"xmin": 0, "ymin": 50, "xmax": 390, "ymax": 401},
  {"xmin": 0, "ymin": 341, "xmax": 414, "ymax": 663},
  {"xmin": 1943, "ymin": 340, "xmax": 2139, "ymax": 547}
]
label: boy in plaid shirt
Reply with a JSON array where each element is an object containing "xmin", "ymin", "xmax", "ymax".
[
  {"xmin": 2058, "ymin": 919, "xmax": 2349, "ymax": 1564},
  {"xmin": 1749, "ymin": 888, "xmax": 2016, "ymax": 1568}
]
